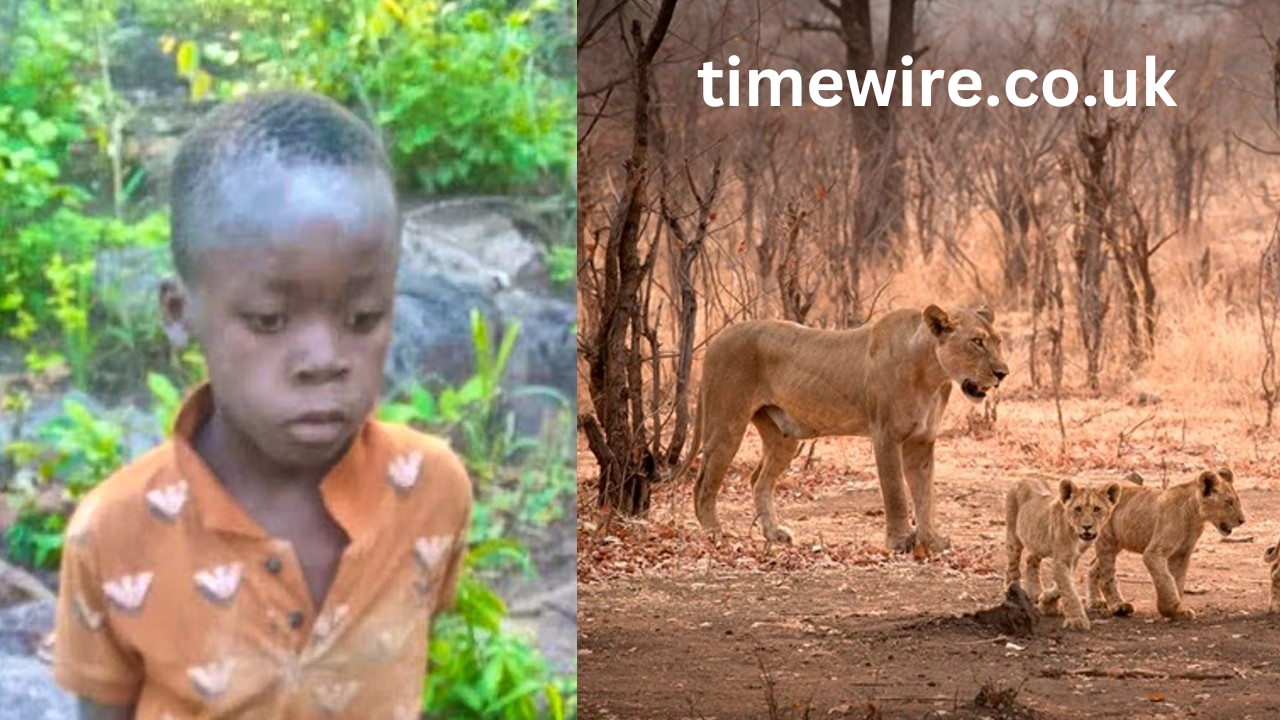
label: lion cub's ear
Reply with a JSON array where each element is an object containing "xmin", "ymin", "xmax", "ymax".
[
  {"xmin": 1102, "ymin": 482, "xmax": 1122, "ymax": 505},
  {"xmin": 1199, "ymin": 470, "xmax": 1219, "ymax": 497},
  {"xmin": 1058, "ymin": 479, "xmax": 1076, "ymax": 504},
  {"xmin": 1217, "ymin": 467, "xmax": 1234, "ymax": 484},
  {"xmin": 923, "ymin": 305, "xmax": 954, "ymax": 337},
  {"xmin": 1264, "ymin": 542, "xmax": 1280, "ymax": 564},
  {"xmin": 975, "ymin": 304, "xmax": 995, "ymax": 323}
]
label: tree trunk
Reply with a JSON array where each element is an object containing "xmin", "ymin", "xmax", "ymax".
[
  {"xmin": 580, "ymin": 0, "xmax": 679, "ymax": 515},
  {"xmin": 826, "ymin": 0, "xmax": 914, "ymax": 263},
  {"xmin": 1071, "ymin": 116, "xmax": 1115, "ymax": 392}
]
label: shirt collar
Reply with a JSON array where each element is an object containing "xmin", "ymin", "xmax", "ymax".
[{"xmin": 169, "ymin": 381, "xmax": 382, "ymax": 541}]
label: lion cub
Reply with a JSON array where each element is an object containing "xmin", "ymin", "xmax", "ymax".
[
  {"xmin": 1005, "ymin": 477, "xmax": 1121, "ymax": 630},
  {"xmin": 1087, "ymin": 468, "xmax": 1245, "ymax": 619},
  {"xmin": 1265, "ymin": 539, "xmax": 1280, "ymax": 613}
]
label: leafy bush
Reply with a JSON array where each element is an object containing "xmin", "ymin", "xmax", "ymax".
[
  {"xmin": 423, "ymin": 538, "xmax": 573, "ymax": 720},
  {"xmin": 150, "ymin": 0, "xmax": 575, "ymax": 196},
  {"xmin": 3, "ymin": 398, "xmax": 126, "ymax": 569},
  {"xmin": 378, "ymin": 310, "xmax": 535, "ymax": 480}
]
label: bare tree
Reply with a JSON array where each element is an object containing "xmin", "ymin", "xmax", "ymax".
[
  {"xmin": 578, "ymin": 0, "xmax": 679, "ymax": 515},
  {"xmin": 802, "ymin": 0, "xmax": 921, "ymax": 261},
  {"xmin": 661, "ymin": 159, "xmax": 722, "ymax": 465},
  {"xmin": 1260, "ymin": 220, "xmax": 1280, "ymax": 427},
  {"xmin": 1066, "ymin": 108, "xmax": 1116, "ymax": 392}
]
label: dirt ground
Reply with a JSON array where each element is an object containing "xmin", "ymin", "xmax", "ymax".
[{"xmin": 577, "ymin": 388, "xmax": 1280, "ymax": 720}]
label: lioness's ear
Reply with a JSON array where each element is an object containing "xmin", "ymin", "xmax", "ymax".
[
  {"xmin": 1124, "ymin": 471, "xmax": 1145, "ymax": 486},
  {"xmin": 1264, "ymin": 543, "xmax": 1280, "ymax": 564},
  {"xmin": 975, "ymin": 304, "xmax": 995, "ymax": 323},
  {"xmin": 1058, "ymin": 479, "xmax": 1075, "ymax": 504},
  {"xmin": 1103, "ymin": 482, "xmax": 1121, "ymax": 505},
  {"xmin": 1199, "ymin": 470, "xmax": 1218, "ymax": 497},
  {"xmin": 923, "ymin": 305, "xmax": 954, "ymax": 337},
  {"xmin": 1218, "ymin": 467, "xmax": 1234, "ymax": 484}
]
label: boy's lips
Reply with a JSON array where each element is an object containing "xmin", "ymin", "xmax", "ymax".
[{"xmin": 286, "ymin": 409, "xmax": 350, "ymax": 444}]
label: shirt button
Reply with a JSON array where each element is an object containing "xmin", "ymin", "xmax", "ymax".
[
  {"xmin": 265, "ymin": 555, "xmax": 282, "ymax": 574},
  {"xmin": 287, "ymin": 610, "xmax": 305, "ymax": 630}
]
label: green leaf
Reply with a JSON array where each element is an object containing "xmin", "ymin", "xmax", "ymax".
[{"xmin": 176, "ymin": 40, "xmax": 198, "ymax": 77}]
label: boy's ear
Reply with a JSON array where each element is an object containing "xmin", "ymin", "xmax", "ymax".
[{"xmin": 159, "ymin": 277, "xmax": 191, "ymax": 350}]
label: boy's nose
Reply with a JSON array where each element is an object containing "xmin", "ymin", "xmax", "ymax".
[{"xmin": 293, "ymin": 324, "xmax": 350, "ymax": 382}]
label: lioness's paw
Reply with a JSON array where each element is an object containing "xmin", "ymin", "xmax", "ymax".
[
  {"xmin": 917, "ymin": 533, "xmax": 951, "ymax": 555},
  {"xmin": 1163, "ymin": 606, "xmax": 1197, "ymax": 620},
  {"xmin": 886, "ymin": 532, "xmax": 917, "ymax": 554},
  {"xmin": 1062, "ymin": 616, "xmax": 1091, "ymax": 631},
  {"xmin": 768, "ymin": 526, "xmax": 794, "ymax": 545},
  {"xmin": 1113, "ymin": 602, "xmax": 1135, "ymax": 617}
]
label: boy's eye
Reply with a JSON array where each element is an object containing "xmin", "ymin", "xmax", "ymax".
[
  {"xmin": 351, "ymin": 311, "xmax": 385, "ymax": 333},
  {"xmin": 244, "ymin": 312, "xmax": 286, "ymax": 334}
]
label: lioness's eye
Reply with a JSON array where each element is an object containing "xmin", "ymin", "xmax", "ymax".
[{"xmin": 972, "ymin": 337, "xmax": 985, "ymax": 348}]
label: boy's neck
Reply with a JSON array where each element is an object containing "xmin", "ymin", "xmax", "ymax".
[{"xmin": 194, "ymin": 407, "xmax": 345, "ymax": 496}]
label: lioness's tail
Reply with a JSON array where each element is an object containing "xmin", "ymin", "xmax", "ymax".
[{"xmin": 671, "ymin": 384, "xmax": 706, "ymax": 486}]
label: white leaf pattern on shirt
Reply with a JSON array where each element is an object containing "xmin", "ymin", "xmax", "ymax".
[
  {"xmin": 413, "ymin": 535, "xmax": 451, "ymax": 570},
  {"xmin": 188, "ymin": 659, "xmax": 235, "ymax": 700},
  {"xmin": 386, "ymin": 451, "xmax": 424, "ymax": 494},
  {"xmin": 146, "ymin": 480, "xmax": 189, "ymax": 521},
  {"xmin": 312, "ymin": 680, "xmax": 361, "ymax": 715},
  {"xmin": 194, "ymin": 562, "xmax": 243, "ymax": 604},
  {"xmin": 103, "ymin": 572, "xmax": 153, "ymax": 614}
]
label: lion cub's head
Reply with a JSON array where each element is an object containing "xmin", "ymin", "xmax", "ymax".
[
  {"xmin": 1059, "ymin": 479, "xmax": 1121, "ymax": 542},
  {"xmin": 1197, "ymin": 468, "xmax": 1245, "ymax": 537},
  {"xmin": 922, "ymin": 304, "xmax": 1011, "ymax": 402}
]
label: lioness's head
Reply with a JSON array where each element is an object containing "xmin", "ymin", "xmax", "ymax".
[
  {"xmin": 1059, "ymin": 479, "xmax": 1121, "ymax": 542},
  {"xmin": 923, "ymin": 304, "xmax": 1010, "ymax": 402},
  {"xmin": 1197, "ymin": 468, "xmax": 1245, "ymax": 536}
]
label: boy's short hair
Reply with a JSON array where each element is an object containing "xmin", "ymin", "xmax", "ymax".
[{"xmin": 169, "ymin": 90, "xmax": 396, "ymax": 282}]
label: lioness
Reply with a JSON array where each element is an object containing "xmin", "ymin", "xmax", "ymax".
[
  {"xmin": 1264, "ymin": 538, "xmax": 1280, "ymax": 613},
  {"xmin": 678, "ymin": 305, "xmax": 1008, "ymax": 554},
  {"xmin": 1005, "ymin": 477, "xmax": 1121, "ymax": 630},
  {"xmin": 1087, "ymin": 468, "xmax": 1245, "ymax": 619}
]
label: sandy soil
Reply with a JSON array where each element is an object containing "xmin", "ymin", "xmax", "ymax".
[{"xmin": 577, "ymin": 388, "xmax": 1280, "ymax": 720}]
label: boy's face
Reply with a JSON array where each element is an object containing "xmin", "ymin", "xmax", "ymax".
[{"xmin": 166, "ymin": 160, "xmax": 399, "ymax": 470}]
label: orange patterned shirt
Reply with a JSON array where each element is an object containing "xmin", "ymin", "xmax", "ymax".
[{"xmin": 51, "ymin": 382, "xmax": 473, "ymax": 718}]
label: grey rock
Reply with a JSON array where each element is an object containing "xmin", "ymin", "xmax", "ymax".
[
  {"xmin": 384, "ymin": 268, "xmax": 503, "ymax": 395},
  {"xmin": 402, "ymin": 203, "xmax": 545, "ymax": 290},
  {"xmin": 492, "ymin": 290, "xmax": 575, "ymax": 443},
  {"xmin": 0, "ymin": 601, "xmax": 74, "ymax": 720}
]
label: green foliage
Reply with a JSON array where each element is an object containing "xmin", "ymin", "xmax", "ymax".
[
  {"xmin": 147, "ymin": 371, "xmax": 184, "ymax": 438},
  {"xmin": 6, "ymin": 510, "xmax": 67, "ymax": 571},
  {"xmin": 423, "ymin": 538, "xmax": 573, "ymax": 720},
  {"xmin": 151, "ymin": 0, "xmax": 575, "ymax": 195},
  {"xmin": 3, "ymin": 209, "xmax": 168, "ymax": 348},
  {"xmin": 546, "ymin": 243, "xmax": 575, "ymax": 287},
  {"xmin": 44, "ymin": 254, "xmax": 96, "ymax": 391},
  {"xmin": 3, "ymin": 397, "xmax": 126, "ymax": 570},
  {"xmin": 378, "ymin": 310, "xmax": 535, "ymax": 480},
  {"xmin": 365, "ymin": 0, "xmax": 575, "ymax": 194}
]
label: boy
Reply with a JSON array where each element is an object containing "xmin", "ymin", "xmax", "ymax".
[{"xmin": 51, "ymin": 90, "xmax": 473, "ymax": 719}]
